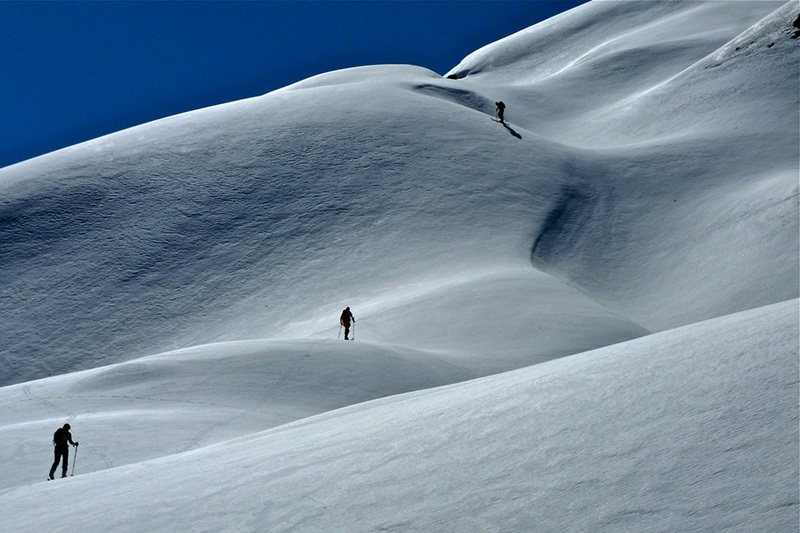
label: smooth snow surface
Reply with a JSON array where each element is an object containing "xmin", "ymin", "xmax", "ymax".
[
  {"xmin": 2, "ymin": 301, "xmax": 797, "ymax": 532},
  {"xmin": 0, "ymin": 1, "xmax": 797, "ymax": 531}
]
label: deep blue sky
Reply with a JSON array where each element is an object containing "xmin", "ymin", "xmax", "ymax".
[{"xmin": 1, "ymin": 1, "xmax": 586, "ymax": 168}]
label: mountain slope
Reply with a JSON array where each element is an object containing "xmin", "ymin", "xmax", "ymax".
[
  {"xmin": 0, "ymin": 1, "xmax": 798, "ymax": 530},
  {"xmin": 2, "ymin": 300, "xmax": 796, "ymax": 532},
  {"xmin": 449, "ymin": 0, "xmax": 798, "ymax": 329},
  {"xmin": 0, "ymin": 0, "xmax": 794, "ymax": 385}
]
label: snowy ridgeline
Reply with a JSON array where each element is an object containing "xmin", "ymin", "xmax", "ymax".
[{"xmin": 0, "ymin": 1, "xmax": 798, "ymax": 531}]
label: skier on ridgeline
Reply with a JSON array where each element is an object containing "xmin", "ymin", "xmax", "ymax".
[
  {"xmin": 49, "ymin": 423, "xmax": 78, "ymax": 480},
  {"xmin": 340, "ymin": 306, "xmax": 355, "ymax": 340}
]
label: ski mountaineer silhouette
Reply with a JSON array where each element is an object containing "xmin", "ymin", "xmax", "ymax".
[
  {"xmin": 340, "ymin": 307, "xmax": 355, "ymax": 340},
  {"xmin": 495, "ymin": 101, "xmax": 506, "ymax": 123},
  {"xmin": 49, "ymin": 423, "xmax": 78, "ymax": 479}
]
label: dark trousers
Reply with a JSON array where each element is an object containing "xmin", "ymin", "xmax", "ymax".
[{"xmin": 49, "ymin": 445, "xmax": 69, "ymax": 478}]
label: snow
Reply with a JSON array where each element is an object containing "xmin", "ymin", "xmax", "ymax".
[
  {"xmin": 2, "ymin": 301, "xmax": 797, "ymax": 532},
  {"xmin": 0, "ymin": 1, "xmax": 797, "ymax": 531}
]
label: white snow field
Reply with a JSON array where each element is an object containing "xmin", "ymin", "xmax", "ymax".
[{"xmin": 0, "ymin": 1, "xmax": 797, "ymax": 531}]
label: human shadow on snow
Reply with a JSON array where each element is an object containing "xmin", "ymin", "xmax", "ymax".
[{"xmin": 502, "ymin": 122, "xmax": 522, "ymax": 139}]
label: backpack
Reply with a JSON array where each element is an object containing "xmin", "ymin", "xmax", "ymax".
[{"xmin": 53, "ymin": 427, "xmax": 67, "ymax": 445}]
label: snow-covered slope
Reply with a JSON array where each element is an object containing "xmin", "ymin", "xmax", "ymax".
[
  {"xmin": 0, "ymin": 339, "xmax": 475, "ymax": 490},
  {"xmin": 449, "ymin": 0, "xmax": 799, "ymax": 329},
  {"xmin": 0, "ymin": 1, "xmax": 798, "ymax": 531},
  {"xmin": 2, "ymin": 300, "xmax": 796, "ymax": 532},
  {"xmin": 0, "ymin": 63, "xmax": 651, "ymax": 385},
  {"xmin": 1, "ymin": 1, "xmax": 794, "ymax": 385}
]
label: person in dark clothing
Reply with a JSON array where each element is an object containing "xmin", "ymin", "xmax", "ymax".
[
  {"xmin": 340, "ymin": 307, "xmax": 355, "ymax": 340},
  {"xmin": 49, "ymin": 423, "xmax": 78, "ymax": 479},
  {"xmin": 496, "ymin": 101, "xmax": 506, "ymax": 123}
]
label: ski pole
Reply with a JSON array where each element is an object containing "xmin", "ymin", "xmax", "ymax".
[
  {"xmin": 351, "ymin": 320, "xmax": 355, "ymax": 341},
  {"xmin": 71, "ymin": 443, "xmax": 78, "ymax": 476},
  {"xmin": 338, "ymin": 323, "xmax": 342, "ymax": 339}
]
